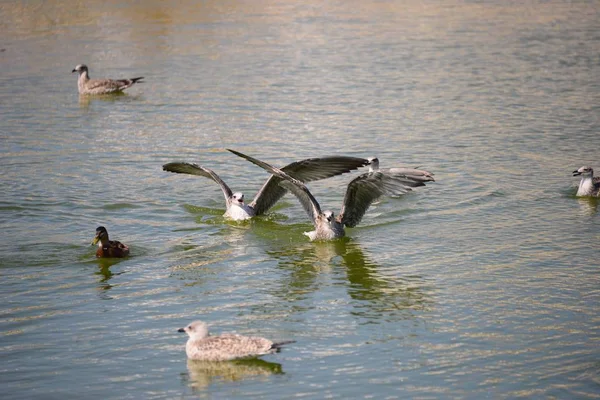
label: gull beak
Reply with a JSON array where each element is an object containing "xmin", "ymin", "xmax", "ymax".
[
  {"xmin": 72, "ymin": 69, "xmax": 77, "ymax": 73},
  {"xmin": 573, "ymin": 170, "xmax": 582, "ymax": 176},
  {"xmin": 177, "ymin": 328, "xmax": 186, "ymax": 333}
]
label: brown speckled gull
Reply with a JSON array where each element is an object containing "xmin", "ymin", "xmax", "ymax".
[
  {"xmin": 178, "ymin": 321, "xmax": 294, "ymax": 361},
  {"xmin": 71, "ymin": 64, "xmax": 144, "ymax": 95}
]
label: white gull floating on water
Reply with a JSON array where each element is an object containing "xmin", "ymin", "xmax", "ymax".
[
  {"xmin": 178, "ymin": 321, "xmax": 295, "ymax": 361},
  {"xmin": 367, "ymin": 157, "xmax": 435, "ymax": 183},
  {"xmin": 228, "ymin": 149, "xmax": 434, "ymax": 241},
  {"xmin": 163, "ymin": 154, "xmax": 369, "ymax": 221},
  {"xmin": 573, "ymin": 166, "xmax": 600, "ymax": 197},
  {"xmin": 71, "ymin": 64, "xmax": 144, "ymax": 95}
]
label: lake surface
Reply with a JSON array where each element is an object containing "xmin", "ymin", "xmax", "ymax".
[{"xmin": 1, "ymin": 1, "xmax": 599, "ymax": 398}]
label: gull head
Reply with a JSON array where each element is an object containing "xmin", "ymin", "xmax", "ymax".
[
  {"xmin": 323, "ymin": 210, "xmax": 335, "ymax": 223},
  {"xmin": 367, "ymin": 157, "xmax": 380, "ymax": 172},
  {"xmin": 232, "ymin": 192, "xmax": 245, "ymax": 205},
  {"xmin": 91, "ymin": 226, "xmax": 108, "ymax": 246},
  {"xmin": 72, "ymin": 64, "xmax": 88, "ymax": 74},
  {"xmin": 178, "ymin": 320, "xmax": 209, "ymax": 340},
  {"xmin": 573, "ymin": 166, "xmax": 594, "ymax": 177}
]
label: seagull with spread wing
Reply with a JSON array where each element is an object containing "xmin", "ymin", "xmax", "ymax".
[
  {"xmin": 227, "ymin": 149, "xmax": 434, "ymax": 240},
  {"xmin": 163, "ymin": 154, "xmax": 369, "ymax": 221}
]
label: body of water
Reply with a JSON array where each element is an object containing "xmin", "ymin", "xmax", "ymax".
[{"xmin": 1, "ymin": 1, "xmax": 599, "ymax": 398}]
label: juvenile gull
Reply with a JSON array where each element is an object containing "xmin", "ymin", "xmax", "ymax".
[
  {"xmin": 228, "ymin": 149, "xmax": 434, "ymax": 241},
  {"xmin": 573, "ymin": 166, "xmax": 600, "ymax": 197},
  {"xmin": 91, "ymin": 226, "xmax": 129, "ymax": 258},
  {"xmin": 72, "ymin": 64, "xmax": 144, "ymax": 95},
  {"xmin": 178, "ymin": 320, "xmax": 295, "ymax": 361},
  {"xmin": 368, "ymin": 157, "xmax": 435, "ymax": 183},
  {"xmin": 163, "ymin": 155, "xmax": 369, "ymax": 221}
]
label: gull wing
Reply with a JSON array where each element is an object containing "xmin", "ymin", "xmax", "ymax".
[
  {"xmin": 250, "ymin": 156, "xmax": 368, "ymax": 215},
  {"xmin": 86, "ymin": 77, "xmax": 144, "ymax": 93},
  {"xmin": 227, "ymin": 149, "xmax": 322, "ymax": 224},
  {"xmin": 162, "ymin": 162, "xmax": 233, "ymax": 205},
  {"xmin": 339, "ymin": 172, "xmax": 414, "ymax": 228},
  {"xmin": 277, "ymin": 180, "xmax": 322, "ymax": 226}
]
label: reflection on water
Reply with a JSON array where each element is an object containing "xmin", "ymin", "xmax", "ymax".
[
  {"xmin": 1, "ymin": 0, "xmax": 599, "ymax": 398},
  {"xmin": 77, "ymin": 92, "xmax": 127, "ymax": 109},
  {"xmin": 183, "ymin": 358, "xmax": 283, "ymax": 391},
  {"xmin": 575, "ymin": 196, "xmax": 598, "ymax": 216},
  {"xmin": 267, "ymin": 239, "xmax": 431, "ymax": 319},
  {"xmin": 93, "ymin": 258, "xmax": 126, "ymax": 299}
]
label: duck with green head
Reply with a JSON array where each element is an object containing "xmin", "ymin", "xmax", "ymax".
[{"xmin": 91, "ymin": 226, "xmax": 130, "ymax": 258}]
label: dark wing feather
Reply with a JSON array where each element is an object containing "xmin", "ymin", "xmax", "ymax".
[
  {"xmin": 162, "ymin": 162, "xmax": 233, "ymax": 204},
  {"xmin": 278, "ymin": 180, "xmax": 321, "ymax": 225},
  {"xmin": 250, "ymin": 156, "xmax": 368, "ymax": 215},
  {"xmin": 339, "ymin": 172, "xmax": 414, "ymax": 228},
  {"xmin": 227, "ymin": 149, "xmax": 322, "ymax": 223}
]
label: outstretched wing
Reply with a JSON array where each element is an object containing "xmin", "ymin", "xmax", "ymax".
[
  {"xmin": 162, "ymin": 162, "xmax": 233, "ymax": 205},
  {"xmin": 227, "ymin": 149, "xmax": 322, "ymax": 224},
  {"xmin": 339, "ymin": 172, "xmax": 414, "ymax": 228},
  {"xmin": 250, "ymin": 156, "xmax": 368, "ymax": 215}
]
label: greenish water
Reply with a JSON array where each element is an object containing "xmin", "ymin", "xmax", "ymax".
[{"xmin": 1, "ymin": 1, "xmax": 599, "ymax": 398}]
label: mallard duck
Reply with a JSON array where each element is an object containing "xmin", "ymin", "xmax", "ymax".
[
  {"xmin": 72, "ymin": 64, "xmax": 144, "ymax": 95},
  {"xmin": 573, "ymin": 166, "xmax": 600, "ymax": 197},
  {"xmin": 228, "ymin": 149, "xmax": 434, "ymax": 241},
  {"xmin": 178, "ymin": 320, "xmax": 295, "ymax": 361},
  {"xmin": 163, "ymin": 154, "xmax": 369, "ymax": 221},
  {"xmin": 91, "ymin": 226, "xmax": 130, "ymax": 258}
]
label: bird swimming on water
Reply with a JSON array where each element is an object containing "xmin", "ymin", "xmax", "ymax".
[
  {"xmin": 162, "ymin": 154, "xmax": 369, "ymax": 221},
  {"xmin": 573, "ymin": 166, "xmax": 600, "ymax": 197},
  {"xmin": 72, "ymin": 64, "xmax": 144, "ymax": 95},
  {"xmin": 367, "ymin": 157, "xmax": 435, "ymax": 183},
  {"xmin": 178, "ymin": 320, "xmax": 295, "ymax": 361},
  {"xmin": 91, "ymin": 226, "xmax": 130, "ymax": 258},
  {"xmin": 228, "ymin": 149, "xmax": 435, "ymax": 241}
]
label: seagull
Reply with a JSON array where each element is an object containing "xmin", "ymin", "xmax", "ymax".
[
  {"xmin": 91, "ymin": 226, "xmax": 130, "ymax": 258},
  {"xmin": 178, "ymin": 321, "xmax": 295, "ymax": 361},
  {"xmin": 573, "ymin": 166, "xmax": 600, "ymax": 197},
  {"xmin": 228, "ymin": 149, "xmax": 434, "ymax": 241},
  {"xmin": 368, "ymin": 157, "xmax": 435, "ymax": 183},
  {"xmin": 163, "ymin": 154, "xmax": 369, "ymax": 221},
  {"xmin": 72, "ymin": 64, "xmax": 144, "ymax": 95}
]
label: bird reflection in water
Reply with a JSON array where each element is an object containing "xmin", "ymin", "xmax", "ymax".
[
  {"xmin": 266, "ymin": 239, "xmax": 431, "ymax": 318},
  {"xmin": 576, "ymin": 196, "xmax": 598, "ymax": 216},
  {"xmin": 182, "ymin": 358, "xmax": 283, "ymax": 391},
  {"xmin": 93, "ymin": 258, "xmax": 125, "ymax": 296},
  {"xmin": 77, "ymin": 92, "xmax": 141, "ymax": 111}
]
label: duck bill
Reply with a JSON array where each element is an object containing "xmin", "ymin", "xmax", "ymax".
[{"xmin": 91, "ymin": 236, "xmax": 100, "ymax": 245}]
